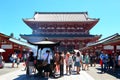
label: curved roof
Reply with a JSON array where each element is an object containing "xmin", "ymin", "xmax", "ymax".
[
  {"xmin": 28, "ymin": 40, "xmax": 60, "ymax": 49},
  {"xmin": 21, "ymin": 34, "xmax": 99, "ymax": 38},
  {"xmin": 86, "ymin": 33, "xmax": 119, "ymax": 47},
  {"xmin": 23, "ymin": 12, "xmax": 99, "ymax": 22}
]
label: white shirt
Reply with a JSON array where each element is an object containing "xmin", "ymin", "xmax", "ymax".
[
  {"xmin": 76, "ymin": 56, "xmax": 81, "ymax": 62},
  {"xmin": 42, "ymin": 53, "xmax": 53, "ymax": 64},
  {"xmin": 118, "ymin": 55, "xmax": 120, "ymax": 60},
  {"xmin": 68, "ymin": 56, "xmax": 73, "ymax": 65},
  {"xmin": 12, "ymin": 54, "xmax": 17, "ymax": 59}
]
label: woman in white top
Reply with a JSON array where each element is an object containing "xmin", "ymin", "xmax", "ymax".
[
  {"xmin": 11, "ymin": 53, "xmax": 17, "ymax": 68},
  {"xmin": 65, "ymin": 52, "xmax": 73, "ymax": 75}
]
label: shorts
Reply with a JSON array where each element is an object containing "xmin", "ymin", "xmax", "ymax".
[{"xmin": 74, "ymin": 62, "xmax": 81, "ymax": 67}]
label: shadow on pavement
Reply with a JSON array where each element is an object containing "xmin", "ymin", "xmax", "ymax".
[
  {"xmin": 13, "ymin": 74, "xmax": 49, "ymax": 80},
  {"xmin": 96, "ymin": 67, "xmax": 120, "ymax": 79},
  {"xmin": 13, "ymin": 71, "xmax": 80, "ymax": 80}
]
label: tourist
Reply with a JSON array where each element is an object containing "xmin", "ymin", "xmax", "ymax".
[
  {"xmin": 81, "ymin": 52, "xmax": 85, "ymax": 70},
  {"xmin": 104, "ymin": 52, "xmax": 109, "ymax": 72},
  {"xmin": 11, "ymin": 52, "xmax": 17, "ymax": 68},
  {"xmin": 72, "ymin": 52, "xmax": 76, "ymax": 71},
  {"xmin": 68, "ymin": 53, "xmax": 73, "ymax": 75},
  {"xmin": 89, "ymin": 52, "xmax": 94, "ymax": 67},
  {"xmin": 65, "ymin": 52, "xmax": 73, "ymax": 75},
  {"xmin": 92, "ymin": 52, "xmax": 97, "ymax": 67},
  {"xmin": 84, "ymin": 52, "xmax": 90, "ymax": 70},
  {"xmin": 59, "ymin": 52, "xmax": 64, "ymax": 77},
  {"xmin": 100, "ymin": 51, "xmax": 108, "ymax": 73},
  {"xmin": 107, "ymin": 54, "xmax": 114, "ymax": 71},
  {"xmin": 90, "ymin": 52, "xmax": 97, "ymax": 67},
  {"xmin": 42, "ymin": 50, "xmax": 53, "ymax": 78},
  {"xmin": 0, "ymin": 53, "xmax": 3, "ymax": 68},
  {"xmin": 16, "ymin": 57, "xmax": 20, "ymax": 68},
  {"xmin": 112, "ymin": 53, "xmax": 116, "ymax": 72},
  {"xmin": 74, "ymin": 52, "xmax": 82, "ymax": 74},
  {"xmin": 23, "ymin": 53, "xmax": 27, "ymax": 70},
  {"xmin": 54, "ymin": 52, "xmax": 60, "ymax": 75},
  {"xmin": 27, "ymin": 51, "xmax": 35, "ymax": 75},
  {"xmin": 117, "ymin": 52, "xmax": 120, "ymax": 75}
]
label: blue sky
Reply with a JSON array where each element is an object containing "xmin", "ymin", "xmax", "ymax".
[{"xmin": 0, "ymin": 0, "xmax": 120, "ymax": 40}]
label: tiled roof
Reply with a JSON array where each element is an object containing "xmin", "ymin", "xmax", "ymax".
[
  {"xmin": 103, "ymin": 34, "xmax": 120, "ymax": 45},
  {"xmin": 0, "ymin": 33, "xmax": 11, "ymax": 39},
  {"xmin": 24, "ymin": 12, "xmax": 99, "ymax": 22},
  {"xmin": 87, "ymin": 33, "xmax": 119, "ymax": 47},
  {"xmin": 9, "ymin": 38, "xmax": 36, "ymax": 48},
  {"xmin": 21, "ymin": 34, "xmax": 98, "ymax": 38}
]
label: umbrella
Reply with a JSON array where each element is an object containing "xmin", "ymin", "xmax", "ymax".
[{"xmin": 0, "ymin": 48, "xmax": 5, "ymax": 52}]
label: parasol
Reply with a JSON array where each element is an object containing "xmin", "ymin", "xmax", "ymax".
[{"xmin": 0, "ymin": 48, "xmax": 5, "ymax": 52}]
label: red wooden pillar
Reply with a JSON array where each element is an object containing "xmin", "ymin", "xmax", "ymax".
[{"xmin": 113, "ymin": 45, "xmax": 116, "ymax": 53}]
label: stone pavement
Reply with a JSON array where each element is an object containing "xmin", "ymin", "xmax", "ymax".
[
  {"xmin": 0, "ymin": 62, "xmax": 24, "ymax": 76},
  {"xmin": 0, "ymin": 62, "xmax": 25, "ymax": 80},
  {"xmin": 86, "ymin": 64, "xmax": 120, "ymax": 80},
  {"xmin": 0, "ymin": 63, "xmax": 120, "ymax": 80},
  {"xmin": 0, "ymin": 62, "xmax": 95, "ymax": 80},
  {"xmin": 0, "ymin": 68, "xmax": 95, "ymax": 80}
]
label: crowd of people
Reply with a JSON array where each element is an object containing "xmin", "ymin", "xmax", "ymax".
[
  {"xmin": 7, "ymin": 49, "xmax": 120, "ymax": 78},
  {"xmin": 23, "ymin": 49, "xmax": 99, "ymax": 78},
  {"xmin": 99, "ymin": 51, "xmax": 120, "ymax": 74}
]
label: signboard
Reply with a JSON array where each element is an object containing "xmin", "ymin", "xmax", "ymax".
[
  {"xmin": 1, "ymin": 45, "xmax": 12, "ymax": 49},
  {"xmin": 104, "ymin": 45, "xmax": 113, "ymax": 50},
  {"xmin": 117, "ymin": 45, "xmax": 120, "ymax": 50}
]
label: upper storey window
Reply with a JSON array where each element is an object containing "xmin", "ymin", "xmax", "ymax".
[
  {"xmin": 77, "ymin": 27, "xmax": 80, "ymax": 29},
  {"xmin": 61, "ymin": 27, "xmax": 65, "ymax": 29},
  {"xmin": 47, "ymin": 27, "xmax": 51, "ymax": 29},
  {"xmin": 80, "ymin": 27, "xmax": 83, "ymax": 30},
  {"xmin": 56, "ymin": 27, "xmax": 61, "ymax": 29},
  {"xmin": 51, "ymin": 27, "xmax": 54, "ymax": 29}
]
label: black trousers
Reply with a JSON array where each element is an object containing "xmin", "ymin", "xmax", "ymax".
[{"xmin": 60, "ymin": 64, "xmax": 64, "ymax": 76}]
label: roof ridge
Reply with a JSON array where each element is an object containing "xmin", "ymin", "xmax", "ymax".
[
  {"xmin": 97, "ymin": 33, "xmax": 119, "ymax": 42},
  {"xmin": 34, "ymin": 12, "xmax": 88, "ymax": 14}
]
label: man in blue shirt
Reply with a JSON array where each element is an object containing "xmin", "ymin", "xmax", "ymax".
[{"xmin": 100, "ymin": 51, "xmax": 108, "ymax": 73}]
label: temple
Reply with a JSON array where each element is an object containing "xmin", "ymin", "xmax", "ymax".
[{"xmin": 20, "ymin": 12, "xmax": 101, "ymax": 51}]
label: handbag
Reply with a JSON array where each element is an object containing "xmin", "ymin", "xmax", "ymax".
[
  {"xmin": 42, "ymin": 54, "xmax": 49, "ymax": 66},
  {"xmin": 42, "ymin": 61, "xmax": 48, "ymax": 66}
]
